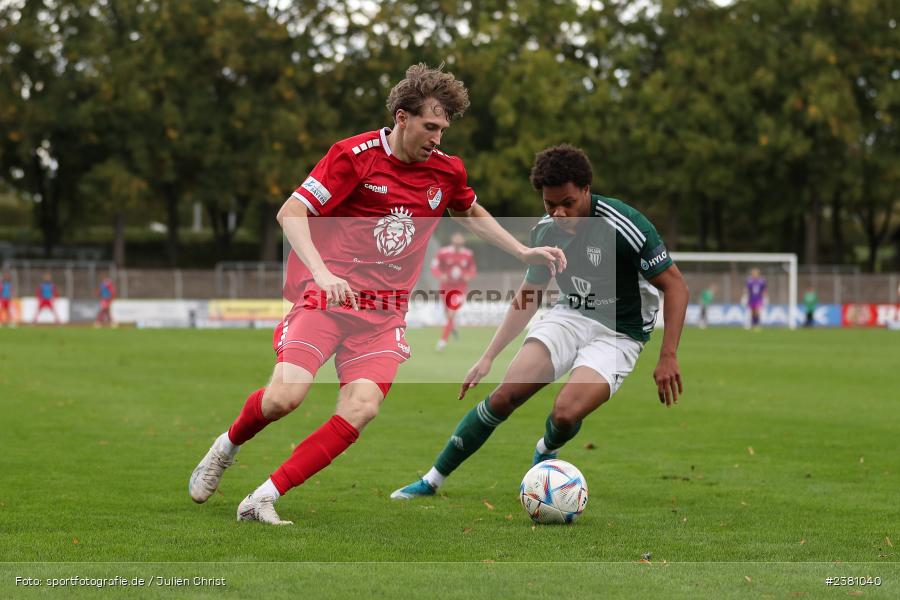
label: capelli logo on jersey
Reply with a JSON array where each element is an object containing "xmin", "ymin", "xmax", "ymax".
[
  {"xmin": 364, "ymin": 183, "xmax": 388, "ymax": 194},
  {"xmin": 395, "ymin": 327, "xmax": 410, "ymax": 353}
]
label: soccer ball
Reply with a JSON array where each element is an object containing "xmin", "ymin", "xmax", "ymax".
[{"xmin": 519, "ymin": 459, "xmax": 589, "ymax": 524}]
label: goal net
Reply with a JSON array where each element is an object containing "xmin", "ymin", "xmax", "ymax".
[{"xmin": 671, "ymin": 252, "xmax": 799, "ymax": 329}]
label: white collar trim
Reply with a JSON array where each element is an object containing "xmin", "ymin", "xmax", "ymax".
[{"xmin": 380, "ymin": 127, "xmax": 392, "ymax": 156}]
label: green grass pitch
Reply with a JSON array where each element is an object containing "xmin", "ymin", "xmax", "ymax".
[{"xmin": 1, "ymin": 326, "xmax": 898, "ymax": 598}]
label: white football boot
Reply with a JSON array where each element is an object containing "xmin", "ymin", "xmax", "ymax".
[
  {"xmin": 237, "ymin": 494, "xmax": 293, "ymax": 525},
  {"xmin": 189, "ymin": 437, "xmax": 235, "ymax": 503}
]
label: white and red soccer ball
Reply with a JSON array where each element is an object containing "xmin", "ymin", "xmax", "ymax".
[{"xmin": 520, "ymin": 459, "xmax": 589, "ymax": 524}]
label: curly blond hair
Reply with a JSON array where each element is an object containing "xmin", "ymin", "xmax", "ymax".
[{"xmin": 386, "ymin": 63, "xmax": 470, "ymax": 122}]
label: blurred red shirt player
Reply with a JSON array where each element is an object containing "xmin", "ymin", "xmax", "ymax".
[
  {"xmin": 431, "ymin": 232, "xmax": 477, "ymax": 350},
  {"xmin": 95, "ymin": 276, "xmax": 116, "ymax": 326},
  {"xmin": 33, "ymin": 272, "xmax": 60, "ymax": 325},
  {"xmin": 187, "ymin": 63, "xmax": 567, "ymax": 526},
  {"xmin": 1, "ymin": 271, "xmax": 14, "ymax": 325}
]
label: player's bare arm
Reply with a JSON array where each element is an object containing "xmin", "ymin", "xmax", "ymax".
[
  {"xmin": 276, "ymin": 198, "xmax": 358, "ymax": 310},
  {"xmin": 459, "ymin": 280, "xmax": 548, "ymax": 399},
  {"xmin": 647, "ymin": 264, "xmax": 689, "ymax": 406},
  {"xmin": 450, "ymin": 203, "xmax": 567, "ymax": 275}
]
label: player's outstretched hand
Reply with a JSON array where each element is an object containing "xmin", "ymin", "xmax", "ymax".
[
  {"xmin": 653, "ymin": 353, "xmax": 682, "ymax": 407},
  {"xmin": 313, "ymin": 270, "xmax": 358, "ymax": 310},
  {"xmin": 521, "ymin": 246, "xmax": 567, "ymax": 276},
  {"xmin": 459, "ymin": 356, "xmax": 493, "ymax": 400}
]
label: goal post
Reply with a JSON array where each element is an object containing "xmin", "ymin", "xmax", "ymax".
[{"xmin": 670, "ymin": 252, "xmax": 799, "ymax": 330}]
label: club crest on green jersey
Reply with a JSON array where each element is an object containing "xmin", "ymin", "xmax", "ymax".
[{"xmin": 587, "ymin": 246, "xmax": 601, "ymax": 267}]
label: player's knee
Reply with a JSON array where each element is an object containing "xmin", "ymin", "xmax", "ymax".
[
  {"xmin": 342, "ymin": 397, "xmax": 380, "ymax": 428},
  {"xmin": 550, "ymin": 403, "xmax": 582, "ymax": 431},
  {"xmin": 487, "ymin": 388, "xmax": 520, "ymax": 418},
  {"xmin": 356, "ymin": 400, "xmax": 380, "ymax": 424},
  {"xmin": 263, "ymin": 385, "xmax": 305, "ymax": 419}
]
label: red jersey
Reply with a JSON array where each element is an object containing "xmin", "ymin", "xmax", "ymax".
[
  {"xmin": 431, "ymin": 245, "xmax": 477, "ymax": 289},
  {"xmin": 287, "ymin": 128, "xmax": 477, "ymax": 327}
]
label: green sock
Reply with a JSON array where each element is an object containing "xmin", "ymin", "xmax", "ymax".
[
  {"xmin": 434, "ymin": 397, "xmax": 506, "ymax": 476},
  {"xmin": 543, "ymin": 414, "xmax": 581, "ymax": 451}
]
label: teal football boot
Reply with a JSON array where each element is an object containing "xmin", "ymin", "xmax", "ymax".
[{"xmin": 390, "ymin": 478, "xmax": 436, "ymax": 500}]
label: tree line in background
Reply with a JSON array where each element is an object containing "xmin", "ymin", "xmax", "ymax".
[{"xmin": 0, "ymin": 0, "xmax": 897, "ymax": 270}]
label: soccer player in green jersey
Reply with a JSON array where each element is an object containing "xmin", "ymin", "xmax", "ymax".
[
  {"xmin": 391, "ymin": 144, "xmax": 689, "ymax": 499},
  {"xmin": 803, "ymin": 288, "xmax": 818, "ymax": 327},
  {"xmin": 699, "ymin": 284, "xmax": 715, "ymax": 329}
]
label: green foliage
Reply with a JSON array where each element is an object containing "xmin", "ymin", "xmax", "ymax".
[{"xmin": 0, "ymin": 0, "xmax": 897, "ymax": 269}]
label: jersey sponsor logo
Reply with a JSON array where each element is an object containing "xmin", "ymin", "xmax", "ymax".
[
  {"xmin": 426, "ymin": 186, "xmax": 443, "ymax": 210},
  {"xmin": 374, "ymin": 207, "xmax": 416, "ymax": 257},
  {"xmin": 364, "ymin": 183, "xmax": 388, "ymax": 194},
  {"xmin": 571, "ymin": 276, "xmax": 592, "ymax": 297},
  {"xmin": 640, "ymin": 258, "xmax": 650, "ymax": 270},
  {"xmin": 395, "ymin": 327, "xmax": 410, "ymax": 353},
  {"xmin": 301, "ymin": 176, "xmax": 331, "ymax": 206},
  {"xmin": 587, "ymin": 246, "xmax": 602, "ymax": 267},
  {"xmin": 644, "ymin": 245, "xmax": 669, "ymax": 269}
]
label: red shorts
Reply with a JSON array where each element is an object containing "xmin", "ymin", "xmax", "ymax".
[
  {"xmin": 37, "ymin": 299, "xmax": 54, "ymax": 310},
  {"xmin": 440, "ymin": 286, "xmax": 467, "ymax": 310},
  {"xmin": 0, "ymin": 299, "xmax": 10, "ymax": 311},
  {"xmin": 99, "ymin": 299, "xmax": 112, "ymax": 310},
  {"xmin": 272, "ymin": 304, "xmax": 411, "ymax": 396}
]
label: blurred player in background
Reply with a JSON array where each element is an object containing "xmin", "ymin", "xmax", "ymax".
[
  {"xmin": 803, "ymin": 287, "xmax": 818, "ymax": 328},
  {"xmin": 95, "ymin": 275, "xmax": 116, "ymax": 327},
  {"xmin": 188, "ymin": 63, "xmax": 566, "ymax": 526},
  {"xmin": 431, "ymin": 231, "xmax": 477, "ymax": 351},
  {"xmin": 743, "ymin": 268, "xmax": 767, "ymax": 330},
  {"xmin": 1, "ymin": 271, "xmax": 14, "ymax": 326},
  {"xmin": 698, "ymin": 283, "xmax": 715, "ymax": 329},
  {"xmin": 33, "ymin": 272, "xmax": 60, "ymax": 325}
]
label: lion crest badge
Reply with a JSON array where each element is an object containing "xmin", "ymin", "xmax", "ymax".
[{"xmin": 374, "ymin": 207, "xmax": 416, "ymax": 257}]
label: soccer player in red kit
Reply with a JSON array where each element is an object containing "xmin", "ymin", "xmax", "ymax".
[
  {"xmin": 431, "ymin": 232, "xmax": 476, "ymax": 351},
  {"xmin": 1, "ymin": 271, "xmax": 14, "ymax": 326},
  {"xmin": 95, "ymin": 276, "xmax": 115, "ymax": 326},
  {"xmin": 188, "ymin": 63, "xmax": 567, "ymax": 525},
  {"xmin": 33, "ymin": 272, "xmax": 60, "ymax": 325}
]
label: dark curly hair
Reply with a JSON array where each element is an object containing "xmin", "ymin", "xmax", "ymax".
[
  {"xmin": 386, "ymin": 63, "xmax": 470, "ymax": 122},
  {"xmin": 529, "ymin": 144, "xmax": 593, "ymax": 190}
]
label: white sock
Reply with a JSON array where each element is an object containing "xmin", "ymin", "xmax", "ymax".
[
  {"xmin": 536, "ymin": 437, "xmax": 552, "ymax": 454},
  {"xmin": 253, "ymin": 478, "xmax": 280, "ymax": 500},
  {"xmin": 423, "ymin": 467, "xmax": 445, "ymax": 489},
  {"xmin": 216, "ymin": 432, "xmax": 240, "ymax": 459}
]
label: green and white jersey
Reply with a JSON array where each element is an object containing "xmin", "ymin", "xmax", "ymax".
[{"xmin": 525, "ymin": 194, "xmax": 673, "ymax": 343}]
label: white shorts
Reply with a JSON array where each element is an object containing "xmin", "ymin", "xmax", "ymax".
[{"xmin": 525, "ymin": 305, "xmax": 643, "ymax": 396}]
